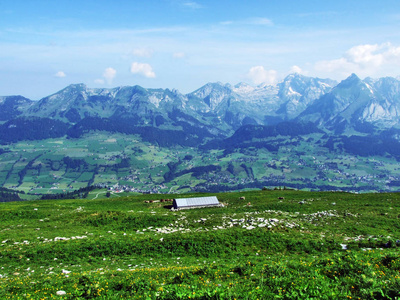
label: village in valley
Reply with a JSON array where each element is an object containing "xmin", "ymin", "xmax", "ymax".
[{"xmin": 1, "ymin": 130, "xmax": 398, "ymax": 201}]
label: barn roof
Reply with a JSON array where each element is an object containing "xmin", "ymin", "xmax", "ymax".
[{"xmin": 173, "ymin": 196, "xmax": 220, "ymax": 209}]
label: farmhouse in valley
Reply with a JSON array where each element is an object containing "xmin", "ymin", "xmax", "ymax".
[{"xmin": 172, "ymin": 196, "xmax": 221, "ymax": 210}]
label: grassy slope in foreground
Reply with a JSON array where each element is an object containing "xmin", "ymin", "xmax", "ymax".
[{"xmin": 0, "ymin": 190, "xmax": 399, "ymax": 299}]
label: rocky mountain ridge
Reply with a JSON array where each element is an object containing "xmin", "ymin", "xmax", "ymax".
[{"xmin": 1, "ymin": 73, "xmax": 400, "ymax": 138}]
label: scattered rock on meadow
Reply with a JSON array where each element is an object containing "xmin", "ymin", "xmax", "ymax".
[{"xmin": 56, "ymin": 291, "xmax": 66, "ymax": 296}]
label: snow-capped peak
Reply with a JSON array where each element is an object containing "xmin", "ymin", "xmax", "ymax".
[{"xmin": 233, "ymin": 82, "xmax": 255, "ymax": 94}]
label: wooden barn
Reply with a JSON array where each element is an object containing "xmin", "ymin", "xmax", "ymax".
[{"xmin": 172, "ymin": 196, "xmax": 221, "ymax": 210}]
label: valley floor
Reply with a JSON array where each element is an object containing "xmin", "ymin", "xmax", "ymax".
[{"xmin": 1, "ymin": 132, "xmax": 400, "ymax": 200}]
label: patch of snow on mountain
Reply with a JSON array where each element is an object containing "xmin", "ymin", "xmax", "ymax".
[
  {"xmin": 237, "ymin": 84, "xmax": 279, "ymax": 103},
  {"xmin": 287, "ymin": 86, "xmax": 301, "ymax": 96},
  {"xmin": 193, "ymin": 82, "xmax": 229, "ymax": 99},
  {"xmin": 318, "ymin": 82, "xmax": 332, "ymax": 89},
  {"xmin": 233, "ymin": 83, "xmax": 255, "ymax": 94},
  {"xmin": 362, "ymin": 102, "xmax": 392, "ymax": 122},
  {"xmin": 364, "ymin": 83, "xmax": 374, "ymax": 94},
  {"xmin": 148, "ymin": 95, "xmax": 162, "ymax": 108},
  {"xmin": 163, "ymin": 95, "xmax": 172, "ymax": 103}
]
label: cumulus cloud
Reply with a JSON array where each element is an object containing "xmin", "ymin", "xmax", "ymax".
[
  {"xmin": 132, "ymin": 48, "xmax": 154, "ymax": 58},
  {"xmin": 290, "ymin": 65, "xmax": 303, "ymax": 74},
  {"xmin": 315, "ymin": 43, "xmax": 400, "ymax": 78},
  {"xmin": 103, "ymin": 67, "xmax": 117, "ymax": 84},
  {"xmin": 315, "ymin": 58, "xmax": 354, "ymax": 74},
  {"xmin": 55, "ymin": 71, "xmax": 66, "ymax": 78},
  {"xmin": 130, "ymin": 62, "xmax": 156, "ymax": 78},
  {"xmin": 94, "ymin": 67, "xmax": 116, "ymax": 85},
  {"xmin": 345, "ymin": 44, "xmax": 385, "ymax": 67},
  {"xmin": 246, "ymin": 66, "xmax": 277, "ymax": 85}
]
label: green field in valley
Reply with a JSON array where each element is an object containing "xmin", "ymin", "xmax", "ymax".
[
  {"xmin": 1, "ymin": 132, "xmax": 400, "ymax": 199},
  {"xmin": 0, "ymin": 189, "xmax": 399, "ymax": 299}
]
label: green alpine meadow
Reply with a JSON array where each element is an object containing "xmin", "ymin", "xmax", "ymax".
[
  {"xmin": 2, "ymin": 1, "xmax": 400, "ymax": 299},
  {"xmin": 0, "ymin": 189, "xmax": 399, "ymax": 299}
]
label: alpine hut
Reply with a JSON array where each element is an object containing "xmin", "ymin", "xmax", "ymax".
[{"xmin": 172, "ymin": 196, "xmax": 221, "ymax": 210}]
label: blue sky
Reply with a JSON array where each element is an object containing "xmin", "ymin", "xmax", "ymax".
[{"xmin": 1, "ymin": 0, "xmax": 400, "ymax": 99}]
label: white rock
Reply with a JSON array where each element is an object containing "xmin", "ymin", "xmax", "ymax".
[{"xmin": 56, "ymin": 291, "xmax": 66, "ymax": 296}]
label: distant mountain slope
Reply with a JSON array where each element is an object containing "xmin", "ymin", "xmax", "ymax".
[
  {"xmin": 2, "ymin": 73, "xmax": 400, "ymax": 138},
  {"xmin": 202, "ymin": 121, "xmax": 322, "ymax": 151},
  {"xmin": 0, "ymin": 117, "xmax": 69, "ymax": 143},
  {"xmin": 188, "ymin": 74, "xmax": 336, "ymax": 129},
  {"xmin": 276, "ymin": 74, "xmax": 337, "ymax": 119},
  {"xmin": 67, "ymin": 116, "xmax": 214, "ymax": 147},
  {"xmin": 0, "ymin": 96, "xmax": 34, "ymax": 121},
  {"xmin": 297, "ymin": 74, "xmax": 400, "ymax": 133},
  {"xmin": 22, "ymin": 73, "xmax": 335, "ymax": 132},
  {"xmin": 27, "ymin": 84, "xmax": 193, "ymax": 124}
]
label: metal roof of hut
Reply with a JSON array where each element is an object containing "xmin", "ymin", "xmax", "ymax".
[{"xmin": 173, "ymin": 196, "xmax": 220, "ymax": 210}]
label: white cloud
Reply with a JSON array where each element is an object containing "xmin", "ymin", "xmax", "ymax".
[
  {"xmin": 345, "ymin": 44, "xmax": 385, "ymax": 67},
  {"xmin": 55, "ymin": 71, "xmax": 66, "ymax": 78},
  {"xmin": 132, "ymin": 48, "xmax": 154, "ymax": 58},
  {"xmin": 94, "ymin": 67, "xmax": 116, "ymax": 85},
  {"xmin": 103, "ymin": 67, "xmax": 117, "ymax": 84},
  {"xmin": 130, "ymin": 62, "xmax": 156, "ymax": 78},
  {"xmin": 246, "ymin": 66, "xmax": 277, "ymax": 85},
  {"xmin": 173, "ymin": 52, "xmax": 186, "ymax": 58},
  {"xmin": 314, "ymin": 43, "xmax": 400, "ymax": 78},
  {"xmin": 315, "ymin": 58, "xmax": 354, "ymax": 74},
  {"xmin": 290, "ymin": 65, "xmax": 303, "ymax": 74}
]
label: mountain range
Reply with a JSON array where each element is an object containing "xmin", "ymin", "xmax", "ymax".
[
  {"xmin": 3, "ymin": 73, "xmax": 400, "ymax": 195},
  {"xmin": 2, "ymin": 73, "xmax": 400, "ymax": 140}
]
